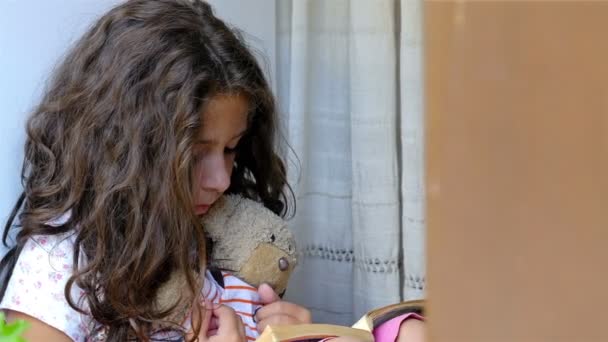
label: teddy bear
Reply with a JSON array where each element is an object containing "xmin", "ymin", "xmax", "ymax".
[
  {"xmin": 201, "ymin": 194, "xmax": 297, "ymax": 295},
  {"xmin": 155, "ymin": 194, "xmax": 298, "ymax": 320}
]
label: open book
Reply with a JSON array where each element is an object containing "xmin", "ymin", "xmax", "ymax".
[{"xmin": 256, "ymin": 300, "xmax": 425, "ymax": 342}]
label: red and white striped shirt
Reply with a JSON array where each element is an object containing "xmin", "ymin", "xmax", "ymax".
[{"xmin": 212, "ymin": 271, "xmax": 262, "ymax": 341}]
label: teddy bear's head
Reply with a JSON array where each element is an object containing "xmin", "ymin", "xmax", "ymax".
[{"xmin": 201, "ymin": 195, "xmax": 297, "ymax": 295}]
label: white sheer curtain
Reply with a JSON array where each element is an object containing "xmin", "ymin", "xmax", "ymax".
[
  {"xmin": 276, "ymin": 0, "xmax": 425, "ymax": 324},
  {"xmin": 399, "ymin": 0, "xmax": 425, "ymax": 303}
]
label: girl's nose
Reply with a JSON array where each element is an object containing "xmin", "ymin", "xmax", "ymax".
[{"xmin": 199, "ymin": 155, "xmax": 231, "ymax": 194}]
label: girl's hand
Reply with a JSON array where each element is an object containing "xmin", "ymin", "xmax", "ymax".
[
  {"xmin": 189, "ymin": 301, "xmax": 246, "ymax": 342},
  {"xmin": 255, "ymin": 283, "xmax": 312, "ymax": 333}
]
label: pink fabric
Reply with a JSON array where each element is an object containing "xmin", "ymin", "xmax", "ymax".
[
  {"xmin": 319, "ymin": 312, "xmax": 424, "ymax": 342},
  {"xmin": 372, "ymin": 312, "xmax": 424, "ymax": 342}
]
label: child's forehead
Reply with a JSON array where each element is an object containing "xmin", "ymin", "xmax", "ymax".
[
  {"xmin": 201, "ymin": 92, "xmax": 251, "ymax": 116},
  {"xmin": 196, "ymin": 93, "xmax": 250, "ymax": 139}
]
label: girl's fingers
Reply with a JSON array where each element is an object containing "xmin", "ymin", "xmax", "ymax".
[
  {"xmin": 186, "ymin": 300, "xmax": 213, "ymax": 341},
  {"xmin": 254, "ymin": 301, "xmax": 311, "ymax": 326},
  {"xmin": 208, "ymin": 317, "xmax": 219, "ymax": 331},
  {"xmin": 236, "ymin": 314, "xmax": 246, "ymax": 340},
  {"xmin": 213, "ymin": 304, "xmax": 243, "ymax": 336},
  {"xmin": 255, "ymin": 313, "xmax": 302, "ymax": 333}
]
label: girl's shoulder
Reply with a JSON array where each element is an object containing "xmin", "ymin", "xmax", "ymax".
[
  {"xmin": 17, "ymin": 210, "xmax": 81, "ymax": 280},
  {"xmin": 0, "ymin": 232, "xmax": 90, "ymax": 341},
  {"xmin": 19, "ymin": 210, "xmax": 79, "ymax": 270},
  {"xmin": 24, "ymin": 231, "xmax": 77, "ymax": 261},
  {"xmin": 6, "ymin": 227, "xmax": 78, "ymax": 287}
]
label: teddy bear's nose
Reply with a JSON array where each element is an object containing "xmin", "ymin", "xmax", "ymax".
[{"xmin": 278, "ymin": 257, "xmax": 289, "ymax": 271}]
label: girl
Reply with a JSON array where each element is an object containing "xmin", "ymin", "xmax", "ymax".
[{"xmin": 0, "ymin": 0, "xmax": 310, "ymax": 341}]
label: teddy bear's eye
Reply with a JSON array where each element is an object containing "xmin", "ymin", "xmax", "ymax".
[{"xmin": 270, "ymin": 234, "xmax": 276, "ymax": 242}]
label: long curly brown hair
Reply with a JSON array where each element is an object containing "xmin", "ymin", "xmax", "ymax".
[{"xmin": 0, "ymin": 0, "xmax": 293, "ymax": 340}]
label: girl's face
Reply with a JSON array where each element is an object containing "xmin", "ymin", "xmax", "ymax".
[{"xmin": 192, "ymin": 93, "xmax": 249, "ymax": 216}]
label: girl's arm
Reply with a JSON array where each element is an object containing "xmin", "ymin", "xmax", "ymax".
[
  {"xmin": 5, "ymin": 310, "xmax": 72, "ymax": 342},
  {"xmin": 396, "ymin": 318, "xmax": 425, "ymax": 342}
]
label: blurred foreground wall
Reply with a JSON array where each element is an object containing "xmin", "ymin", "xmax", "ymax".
[{"xmin": 426, "ymin": 2, "xmax": 608, "ymax": 341}]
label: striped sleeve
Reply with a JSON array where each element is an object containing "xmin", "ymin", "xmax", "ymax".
[{"xmin": 219, "ymin": 272, "xmax": 262, "ymax": 341}]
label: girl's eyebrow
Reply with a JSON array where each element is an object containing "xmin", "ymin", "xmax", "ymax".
[{"xmin": 195, "ymin": 129, "xmax": 247, "ymax": 145}]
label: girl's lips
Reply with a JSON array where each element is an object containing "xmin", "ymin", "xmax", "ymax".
[{"xmin": 195, "ymin": 204, "xmax": 211, "ymax": 215}]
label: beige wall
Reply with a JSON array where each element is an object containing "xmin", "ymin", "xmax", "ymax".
[{"xmin": 426, "ymin": 2, "xmax": 608, "ymax": 341}]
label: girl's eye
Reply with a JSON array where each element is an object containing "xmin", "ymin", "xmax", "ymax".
[
  {"xmin": 193, "ymin": 148, "xmax": 208, "ymax": 162},
  {"xmin": 192, "ymin": 144, "xmax": 237, "ymax": 159},
  {"xmin": 224, "ymin": 146, "xmax": 238, "ymax": 155}
]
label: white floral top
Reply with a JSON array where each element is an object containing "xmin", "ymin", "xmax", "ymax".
[{"xmin": 0, "ymin": 219, "xmax": 261, "ymax": 341}]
